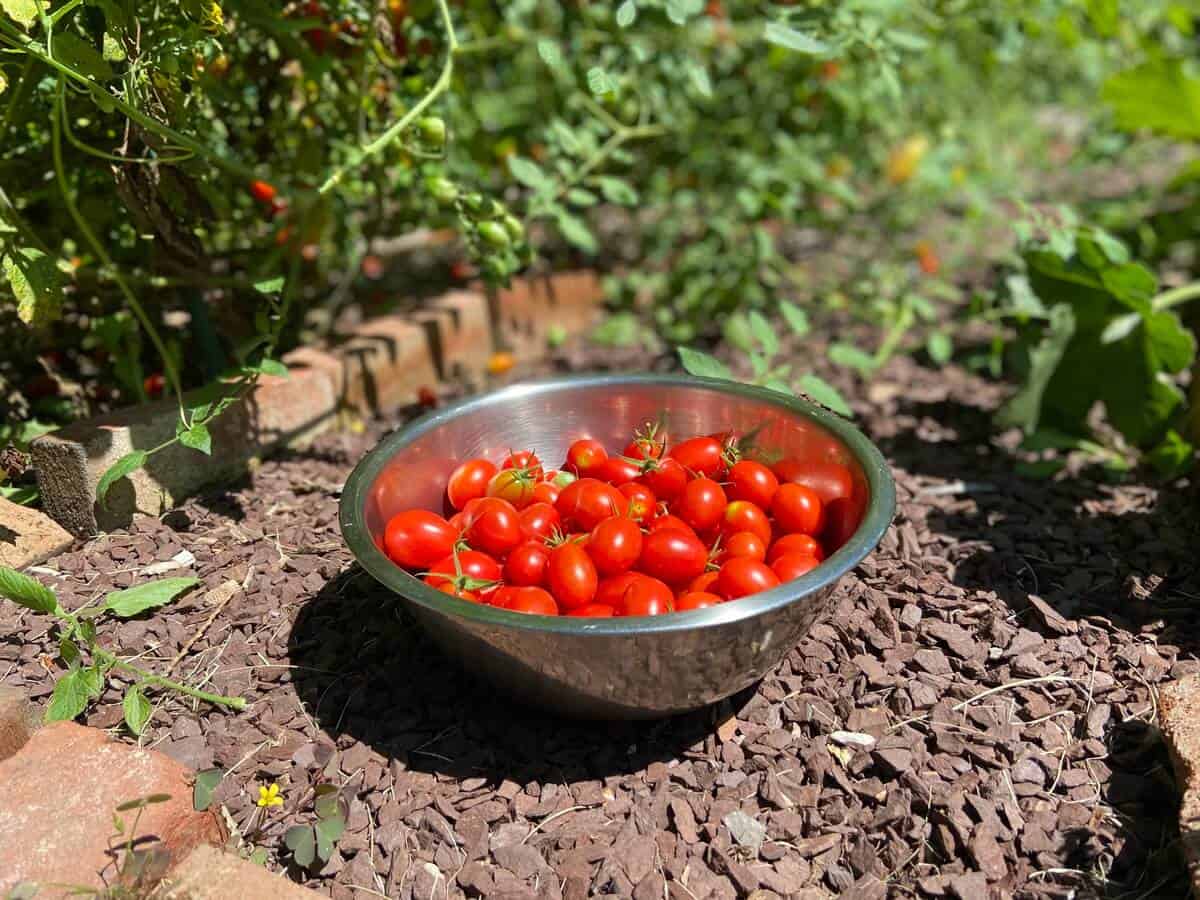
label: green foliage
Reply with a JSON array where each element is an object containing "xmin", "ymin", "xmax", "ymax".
[{"xmin": 285, "ymin": 784, "xmax": 347, "ymax": 870}]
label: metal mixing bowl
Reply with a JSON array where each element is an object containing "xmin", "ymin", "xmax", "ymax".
[{"xmin": 339, "ymin": 373, "xmax": 895, "ymax": 718}]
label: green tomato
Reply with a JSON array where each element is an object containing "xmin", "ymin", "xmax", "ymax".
[
  {"xmin": 501, "ymin": 214, "xmax": 525, "ymax": 243},
  {"xmin": 425, "ymin": 176, "xmax": 457, "ymax": 204},
  {"xmin": 417, "ymin": 116, "xmax": 446, "ymax": 148},
  {"xmin": 478, "ymin": 221, "xmax": 510, "ymax": 249},
  {"xmin": 463, "ymin": 192, "xmax": 486, "ymax": 214}
]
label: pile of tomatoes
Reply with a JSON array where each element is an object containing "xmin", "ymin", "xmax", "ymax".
[{"xmin": 381, "ymin": 424, "xmax": 864, "ymax": 617}]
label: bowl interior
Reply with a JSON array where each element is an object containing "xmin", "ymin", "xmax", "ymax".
[{"xmin": 363, "ymin": 379, "xmax": 869, "ymax": 541}]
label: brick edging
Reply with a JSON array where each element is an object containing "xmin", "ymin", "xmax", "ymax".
[
  {"xmin": 20, "ymin": 271, "xmax": 603, "ymax": 540},
  {"xmin": 1161, "ymin": 675, "xmax": 1200, "ymax": 899}
]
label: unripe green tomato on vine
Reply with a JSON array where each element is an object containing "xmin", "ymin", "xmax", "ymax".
[
  {"xmin": 463, "ymin": 192, "xmax": 486, "ymax": 214},
  {"xmin": 501, "ymin": 214, "xmax": 525, "ymax": 243},
  {"xmin": 425, "ymin": 176, "xmax": 457, "ymax": 204},
  {"xmin": 478, "ymin": 221, "xmax": 510, "ymax": 249},
  {"xmin": 417, "ymin": 116, "xmax": 446, "ymax": 148}
]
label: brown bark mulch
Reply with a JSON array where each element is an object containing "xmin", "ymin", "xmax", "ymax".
[{"xmin": 2, "ymin": 350, "xmax": 1198, "ymax": 899}]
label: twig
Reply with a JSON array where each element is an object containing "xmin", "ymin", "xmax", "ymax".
[
  {"xmin": 165, "ymin": 582, "xmax": 240, "ymax": 675},
  {"xmin": 521, "ymin": 805, "xmax": 588, "ymax": 844}
]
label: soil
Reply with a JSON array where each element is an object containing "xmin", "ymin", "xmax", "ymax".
[{"xmin": 2, "ymin": 345, "xmax": 1198, "ymax": 899}]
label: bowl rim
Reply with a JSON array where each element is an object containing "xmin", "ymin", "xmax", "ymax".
[{"xmin": 339, "ymin": 372, "xmax": 895, "ymax": 635}]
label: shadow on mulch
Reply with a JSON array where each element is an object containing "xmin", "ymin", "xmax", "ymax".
[{"xmin": 288, "ymin": 566, "xmax": 745, "ymax": 784}]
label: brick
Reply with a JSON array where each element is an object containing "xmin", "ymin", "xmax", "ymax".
[
  {"xmin": 159, "ymin": 845, "xmax": 322, "ymax": 899},
  {"xmin": 339, "ymin": 315, "xmax": 439, "ymax": 416},
  {"xmin": 0, "ymin": 686, "xmax": 37, "ymax": 762},
  {"xmin": 490, "ymin": 271, "xmax": 603, "ymax": 353},
  {"xmin": 0, "ymin": 722, "xmax": 223, "ymax": 893},
  {"xmin": 244, "ymin": 365, "xmax": 338, "ymax": 449},
  {"xmin": 547, "ymin": 270, "xmax": 604, "ymax": 334},
  {"xmin": 1161, "ymin": 675, "xmax": 1200, "ymax": 898},
  {"xmin": 283, "ymin": 346, "xmax": 345, "ymax": 399},
  {"xmin": 0, "ymin": 497, "xmax": 73, "ymax": 569},
  {"xmin": 432, "ymin": 290, "xmax": 492, "ymax": 386}
]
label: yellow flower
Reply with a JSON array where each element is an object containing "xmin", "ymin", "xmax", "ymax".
[{"xmin": 256, "ymin": 783, "xmax": 284, "ymax": 808}]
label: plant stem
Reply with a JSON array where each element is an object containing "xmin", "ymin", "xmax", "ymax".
[
  {"xmin": 318, "ymin": 0, "xmax": 458, "ymax": 196},
  {"xmin": 1151, "ymin": 281, "xmax": 1200, "ymax": 313},
  {"xmin": 97, "ymin": 650, "xmax": 247, "ymax": 710}
]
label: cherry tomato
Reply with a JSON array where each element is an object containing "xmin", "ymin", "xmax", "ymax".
[
  {"xmin": 556, "ymin": 478, "xmax": 625, "ymax": 531},
  {"xmin": 518, "ymin": 502, "xmax": 561, "ymax": 541},
  {"xmin": 727, "ymin": 460, "xmax": 779, "ymax": 509},
  {"xmin": 772, "ymin": 459, "xmax": 854, "ymax": 505},
  {"xmin": 823, "ymin": 495, "xmax": 864, "ymax": 549},
  {"xmin": 434, "ymin": 581, "xmax": 479, "ymax": 603},
  {"xmin": 646, "ymin": 513, "xmax": 698, "ymax": 540},
  {"xmin": 425, "ymin": 550, "xmax": 502, "ymax": 583},
  {"xmin": 619, "ymin": 575, "xmax": 674, "ymax": 616},
  {"xmin": 544, "ymin": 469, "xmax": 576, "ymax": 488},
  {"xmin": 505, "ymin": 541, "xmax": 550, "ymax": 586},
  {"xmin": 547, "ymin": 542, "xmax": 598, "ymax": 611},
  {"xmin": 465, "ymin": 497, "xmax": 522, "ymax": 557},
  {"xmin": 719, "ymin": 531, "xmax": 766, "ymax": 563},
  {"xmin": 596, "ymin": 572, "xmax": 644, "ymax": 607},
  {"xmin": 717, "ymin": 558, "xmax": 780, "ymax": 599},
  {"xmin": 531, "ymin": 481, "xmax": 560, "ymax": 505},
  {"xmin": 624, "ymin": 422, "xmax": 666, "ymax": 460},
  {"xmin": 669, "ymin": 436, "xmax": 725, "ymax": 477},
  {"xmin": 384, "ymin": 510, "xmax": 457, "ymax": 569},
  {"xmin": 618, "ymin": 482, "xmax": 656, "ymax": 522},
  {"xmin": 565, "ymin": 438, "xmax": 608, "ymax": 477},
  {"xmin": 721, "ymin": 500, "xmax": 772, "ymax": 544},
  {"xmin": 486, "ymin": 467, "xmax": 537, "ymax": 509},
  {"xmin": 771, "ymin": 484, "xmax": 824, "ymax": 536},
  {"xmin": 499, "ymin": 586, "xmax": 558, "ymax": 615},
  {"xmin": 502, "ymin": 450, "xmax": 543, "ymax": 479},
  {"xmin": 686, "ymin": 570, "xmax": 721, "ymax": 594},
  {"xmin": 596, "ymin": 455, "xmax": 641, "ymax": 486},
  {"xmin": 446, "ymin": 458, "xmax": 497, "ymax": 510},
  {"xmin": 676, "ymin": 591, "xmax": 722, "ymax": 611},
  {"xmin": 143, "ymin": 373, "xmax": 165, "ymax": 398},
  {"xmin": 569, "ymin": 603, "xmax": 615, "ymax": 618},
  {"xmin": 639, "ymin": 529, "xmax": 707, "ymax": 586},
  {"xmin": 771, "ymin": 553, "xmax": 821, "ymax": 582},
  {"xmin": 586, "ymin": 516, "xmax": 643, "ymax": 576},
  {"xmin": 637, "ymin": 457, "xmax": 687, "ymax": 502},
  {"xmin": 768, "ymin": 533, "xmax": 824, "ymax": 563},
  {"xmin": 675, "ymin": 478, "xmax": 728, "ymax": 533},
  {"xmin": 447, "ymin": 511, "xmax": 468, "ymax": 533},
  {"xmin": 249, "ymin": 179, "xmax": 277, "ymax": 203}
]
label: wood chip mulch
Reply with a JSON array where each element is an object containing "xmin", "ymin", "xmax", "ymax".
[{"xmin": 2, "ymin": 354, "xmax": 1198, "ymax": 899}]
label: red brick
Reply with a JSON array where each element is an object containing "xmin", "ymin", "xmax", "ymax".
[
  {"xmin": 245, "ymin": 365, "xmax": 338, "ymax": 449},
  {"xmin": 159, "ymin": 845, "xmax": 322, "ymax": 899},
  {"xmin": 0, "ymin": 498, "xmax": 73, "ymax": 569},
  {"xmin": 547, "ymin": 270, "xmax": 604, "ymax": 333},
  {"xmin": 1161, "ymin": 675, "xmax": 1200, "ymax": 897},
  {"xmin": 283, "ymin": 346, "xmax": 345, "ymax": 399},
  {"xmin": 0, "ymin": 686, "xmax": 36, "ymax": 762},
  {"xmin": 0, "ymin": 722, "xmax": 223, "ymax": 893},
  {"xmin": 432, "ymin": 290, "xmax": 492, "ymax": 386},
  {"xmin": 339, "ymin": 315, "xmax": 439, "ymax": 415}
]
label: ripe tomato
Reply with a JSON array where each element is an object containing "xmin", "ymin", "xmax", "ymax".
[
  {"xmin": 668, "ymin": 436, "xmax": 725, "ymax": 477},
  {"xmin": 565, "ymin": 438, "xmax": 608, "ymax": 477},
  {"xmin": 719, "ymin": 531, "xmax": 766, "ymax": 563},
  {"xmin": 143, "ymin": 373, "xmax": 165, "ymax": 398},
  {"xmin": 637, "ymin": 457, "xmax": 687, "ymax": 502},
  {"xmin": 619, "ymin": 575, "xmax": 674, "ymax": 616},
  {"xmin": 531, "ymin": 481, "xmax": 560, "ymax": 505},
  {"xmin": 771, "ymin": 553, "xmax": 820, "ymax": 582},
  {"xmin": 596, "ymin": 571, "xmax": 644, "ymax": 607},
  {"xmin": 446, "ymin": 458, "xmax": 497, "ymax": 510},
  {"xmin": 518, "ymin": 502, "xmax": 560, "ymax": 541},
  {"xmin": 595, "ymin": 455, "xmax": 641, "ymax": 486},
  {"xmin": 502, "ymin": 450, "xmax": 543, "ymax": 479},
  {"xmin": 676, "ymin": 591, "xmax": 722, "ymax": 611},
  {"xmin": 425, "ymin": 550, "xmax": 502, "ymax": 583},
  {"xmin": 618, "ymin": 482, "xmax": 656, "ymax": 522},
  {"xmin": 498, "ymin": 586, "xmax": 558, "ymax": 616},
  {"xmin": 434, "ymin": 581, "xmax": 479, "ymax": 603},
  {"xmin": 465, "ymin": 497, "xmax": 522, "ymax": 557},
  {"xmin": 624, "ymin": 422, "xmax": 666, "ymax": 460},
  {"xmin": 384, "ymin": 510, "xmax": 457, "ymax": 569},
  {"xmin": 772, "ymin": 459, "xmax": 853, "ymax": 505},
  {"xmin": 646, "ymin": 513, "xmax": 698, "ymax": 540},
  {"xmin": 556, "ymin": 478, "xmax": 625, "ymax": 531},
  {"xmin": 686, "ymin": 570, "xmax": 720, "ymax": 594},
  {"xmin": 249, "ymin": 179, "xmax": 277, "ymax": 203},
  {"xmin": 717, "ymin": 558, "xmax": 780, "ymax": 599},
  {"xmin": 771, "ymin": 484, "xmax": 824, "ymax": 536},
  {"xmin": 447, "ymin": 511, "xmax": 468, "ymax": 534},
  {"xmin": 569, "ymin": 603, "xmax": 615, "ymax": 618},
  {"xmin": 823, "ymin": 495, "xmax": 864, "ymax": 549},
  {"xmin": 768, "ymin": 533, "xmax": 824, "ymax": 563},
  {"xmin": 547, "ymin": 542, "xmax": 598, "ymax": 611},
  {"xmin": 721, "ymin": 500, "xmax": 772, "ymax": 544},
  {"xmin": 505, "ymin": 541, "xmax": 550, "ymax": 586},
  {"xmin": 727, "ymin": 460, "xmax": 779, "ymax": 509},
  {"xmin": 486, "ymin": 468, "xmax": 537, "ymax": 509},
  {"xmin": 639, "ymin": 529, "xmax": 707, "ymax": 585},
  {"xmin": 586, "ymin": 516, "xmax": 643, "ymax": 576},
  {"xmin": 675, "ymin": 478, "xmax": 728, "ymax": 533}
]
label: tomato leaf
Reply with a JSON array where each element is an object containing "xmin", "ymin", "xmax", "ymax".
[
  {"xmin": 765, "ymin": 22, "xmax": 829, "ymax": 55},
  {"xmin": 748, "ymin": 311, "xmax": 779, "ymax": 357},
  {"xmin": 596, "ymin": 176, "xmax": 638, "ymax": 206},
  {"xmin": 177, "ymin": 421, "xmax": 212, "ymax": 455},
  {"xmin": 0, "ymin": 567, "xmax": 59, "ymax": 614},
  {"xmin": 508, "ymin": 156, "xmax": 550, "ymax": 191},
  {"xmin": 678, "ymin": 347, "xmax": 732, "ymax": 381},
  {"xmin": 123, "ymin": 685, "xmax": 152, "ymax": 736},
  {"xmin": 779, "ymin": 301, "xmax": 810, "ymax": 337},
  {"xmin": 97, "ymin": 450, "xmax": 147, "ymax": 506},
  {"xmin": 797, "ymin": 375, "xmax": 851, "ymax": 417},
  {"xmin": 0, "ymin": 0, "xmax": 38, "ymax": 27},
  {"xmin": 996, "ymin": 303, "xmax": 1076, "ymax": 434},
  {"xmin": 616, "ymin": 0, "xmax": 636, "ymax": 28},
  {"xmin": 194, "ymin": 768, "xmax": 224, "ymax": 811},
  {"xmin": 53, "ymin": 33, "xmax": 114, "ymax": 81},
  {"xmin": 104, "ymin": 577, "xmax": 199, "ymax": 618},
  {"xmin": 45, "ymin": 669, "xmax": 94, "ymax": 722},
  {"xmin": 828, "ymin": 343, "xmax": 876, "ymax": 375},
  {"xmin": 3, "ymin": 248, "xmax": 65, "ymax": 328},
  {"xmin": 1103, "ymin": 58, "xmax": 1200, "ymax": 140}
]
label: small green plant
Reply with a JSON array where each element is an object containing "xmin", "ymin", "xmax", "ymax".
[
  {"xmin": 283, "ymin": 784, "xmax": 347, "ymax": 871},
  {"xmin": 677, "ymin": 300, "xmax": 852, "ymax": 416},
  {"xmin": 0, "ymin": 568, "xmax": 245, "ymax": 731}
]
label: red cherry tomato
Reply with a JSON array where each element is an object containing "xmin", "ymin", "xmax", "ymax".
[
  {"xmin": 639, "ymin": 529, "xmax": 707, "ymax": 586},
  {"xmin": 624, "ymin": 423, "xmax": 666, "ymax": 461},
  {"xmin": 518, "ymin": 502, "xmax": 561, "ymax": 541},
  {"xmin": 823, "ymin": 495, "xmax": 864, "ymax": 549},
  {"xmin": 569, "ymin": 603, "xmax": 616, "ymax": 618},
  {"xmin": 249, "ymin": 179, "xmax": 277, "ymax": 203},
  {"xmin": 675, "ymin": 478, "xmax": 728, "ymax": 533},
  {"xmin": 586, "ymin": 516, "xmax": 644, "ymax": 576},
  {"xmin": 384, "ymin": 510, "xmax": 457, "ymax": 569},
  {"xmin": 727, "ymin": 460, "xmax": 779, "ymax": 509},
  {"xmin": 637, "ymin": 457, "xmax": 687, "ymax": 502},
  {"xmin": 646, "ymin": 513, "xmax": 698, "ymax": 540},
  {"xmin": 772, "ymin": 459, "xmax": 854, "ymax": 505},
  {"xmin": 686, "ymin": 570, "xmax": 721, "ymax": 594},
  {"xmin": 547, "ymin": 542, "xmax": 598, "ymax": 611},
  {"xmin": 717, "ymin": 558, "xmax": 780, "ymax": 599},
  {"xmin": 505, "ymin": 541, "xmax": 550, "ymax": 586},
  {"xmin": 502, "ymin": 450, "xmax": 543, "ymax": 479},
  {"xmin": 143, "ymin": 373, "xmax": 165, "ymax": 398},
  {"xmin": 719, "ymin": 531, "xmax": 767, "ymax": 563},
  {"xmin": 425, "ymin": 550, "xmax": 502, "ymax": 584},
  {"xmin": 446, "ymin": 459, "xmax": 497, "ymax": 510},
  {"xmin": 771, "ymin": 484, "xmax": 824, "ymax": 536},
  {"xmin": 498, "ymin": 586, "xmax": 558, "ymax": 615},
  {"xmin": 465, "ymin": 497, "xmax": 522, "ymax": 557},
  {"xmin": 668, "ymin": 436, "xmax": 725, "ymax": 478},
  {"xmin": 619, "ymin": 575, "xmax": 674, "ymax": 616},
  {"xmin": 768, "ymin": 533, "xmax": 824, "ymax": 563},
  {"xmin": 596, "ymin": 571, "xmax": 644, "ymax": 607},
  {"xmin": 556, "ymin": 478, "xmax": 625, "ymax": 531},
  {"xmin": 565, "ymin": 439, "xmax": 608, "ymax": 477},
  {"xmin": 618, "ymin": 482, "xmax": 656, "ymax": 522},
  {"xmin": 531, "ymin": 481, "xmax": 560, "ymax": 505},
  {"xmin": 771, "ymin": 553, "xmax": 821, "ymax": 582},
  {"xmin": 447, "ymin": 511, "xmax": 468, "ymax": 533},
  {"xmin": 596, "ymin": 455, "xmax": 641, "ymax": 486},
  {"xmin": 486, "ymin": 468, "xmax": 537, "ymax": 509},
  {"xmin": 434, "ymin": 581, "xmax": 479, "ymax": 603},
  {"xmin": 676, "ymin": 591, "xmax": 722, "ymax": 611},
  {"xmin": 721, "ymin": 500, "xmax": 772, "ymax": 544}
]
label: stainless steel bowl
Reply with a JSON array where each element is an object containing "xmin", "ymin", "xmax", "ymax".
[{"xmin": 339, "ymin": 373, "xmax": 895, "ymax": 719}]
